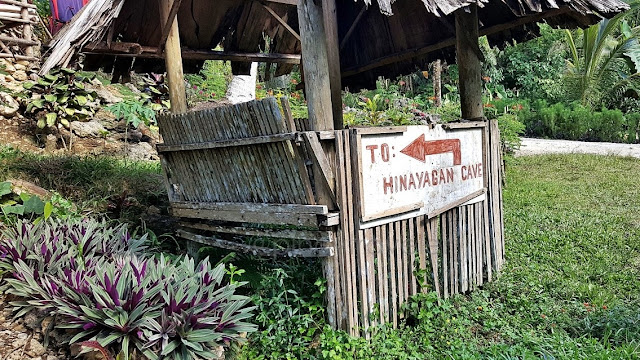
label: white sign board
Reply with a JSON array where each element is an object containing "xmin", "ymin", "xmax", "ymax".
[{"xmin": 357, "ymin": 125, "xmax": 485, "ymax": 228}]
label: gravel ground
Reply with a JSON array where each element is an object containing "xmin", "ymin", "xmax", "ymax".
[{"xmin": 516, "ymin": 138, "xmax": 640, "ymax": 159}]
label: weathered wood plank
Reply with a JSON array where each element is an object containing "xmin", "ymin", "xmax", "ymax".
[
  {"xmin": 395, "ymin": 221, "xmax": 405, "ymax": 318},
  {"xmin": 408, "ymin": 217, "xmax": 417, "ymax": 295},
  {"xmin": 388, "ymin": 219, "xmax": 398, "ymax": 327},
  {"xmin": 302, "ymin": 131, "xmax": 337, "ymax": 206},
  {"xmin": 443, "ymin": 121, "xmax": 487, "ymax": 130},
  {"xmin": 171, "ymin": 201, "xmax": 328, "ymax": 214},
  {"xmin": 427, "ymin": 217, "xmax": 441, "ymax": 297},
  {"xmin": 178, "ymin": 230, "xmax": 334, "ymax": 258},
  {"xmin": 345, "ymin": 130, "xmax": 360, "ymax": 334},
  {"xmin": 364, "ymin": 228, "xmax": 377, "ymax": 332},
  {"xmin": 441, "ymin": 213, "xmax": 448, "ymax": 298},
  {"xmin": 178, "ymin": 222, "xmax": 333, "ymax": 242},
  {"xmin": 460, "ymin": 205, "xmax": 468, "ymax": 293},
  {"xmin": 156, "ymin": 133, "xmax": 297, "ymax": 153},
  {"xmin": 172, "ymin": 207, "xmax": 334, "ymax": 228},
  {"xmin": 416, "ymin": 215, "xmax": 427, "ymax": 293},
  {"xmin": 353, "ymin": 126, "xmax": 407, "ymax": 135},
  {"xmin": 356, "ymin": 229, "xmax": 370, "ymax": 336}
]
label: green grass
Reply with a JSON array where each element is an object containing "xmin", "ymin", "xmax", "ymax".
[
  {"xmin": 468, "ymin": 154, "xmax": 640, "ymax": 358},
  {"xmin": 0, "ymin": 146, "xmax": 167, "ymax": 225}
]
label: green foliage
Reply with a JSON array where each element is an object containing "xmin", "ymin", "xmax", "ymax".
[
  {"xmin": 22, "ymin": 68, "xmax": 100, "ymax": 130},
  {"xmin": 498, "ymin": 23, "xmax": 567, "ymax": 102},
  {"xmin": 186, "ymin": 61, "xmax": 232, "ymax": 103},
  {"xmin": 137, "ymin": 73, "xmax": 171, "ymax": 111},
  {"xmin": 564, "ymin": 3, "xmax": 640, "ymax": 108},
  {"xmin": 106, "ymin": 100, "xmax": 157, "ymax": 129},
  {"xmin": 519, "ymin": 100, "xmax": 635, "ymax": 142},
  {"xmin": 239, "ymin": 269, "xmax": 325, "ymax": 360},
  {"xmin": 0, "ymin": 147, "xmax": 166, "ymax": 225},
  {"xmin": 33, "ymin": 0, "xmax": 51, "ymax": 19},
  {"xmin": 496, "ymin": 113, "xmax": 526, "ymax": 153},
  {"xmin": 0, "ymin": 181, "xmax": 78, "ymax": 225}
]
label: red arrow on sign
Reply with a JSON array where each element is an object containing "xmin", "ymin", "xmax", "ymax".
[{"xmin": 400, "ymin": 135, "xmax": 462, "ymax": 165}]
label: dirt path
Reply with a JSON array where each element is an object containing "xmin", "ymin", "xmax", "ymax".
[{"xmin": 516, "ymin": 138, "xmax": 640, "ymax": 159}]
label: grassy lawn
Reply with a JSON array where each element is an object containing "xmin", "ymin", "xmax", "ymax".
[{"xmin": 451, "ymin": 154, "xmax": 640, "ymax": 359}]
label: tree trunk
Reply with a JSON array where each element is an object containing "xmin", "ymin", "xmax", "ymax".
[{"xmin": 433, "ymin": 59, "xmax": 442, "ymax": 108}]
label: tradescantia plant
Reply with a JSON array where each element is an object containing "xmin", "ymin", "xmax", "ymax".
[
  {"xmin": 0, "ymin": 219, "xmax": 256, "ymax": 360},
  {"xmin": 0, "ymin": 219, "xmax": 145, "ymax": 316},
  {"xmin": 22, "ymin": 68, "xmax": 100, "ymax": 130}
]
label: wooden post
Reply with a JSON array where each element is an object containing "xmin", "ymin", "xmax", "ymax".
[
  {"xmin": 21, "ymin": 0, "xmax": 33, "ymax": 57},
  {"xmin": 298, "ymin": 0, "xmax": 340, "ymax": 330},
  {"xmin": 322, "ymin": 0, "xmax": 343, "ymax": 130},
  {"xmin": 298, "ymin": 0, "xmax": 333, "ymax": 131},
  {"xmin": 455, "ymin": 5, "xmax": 483, "ymax": 120},
  {"xmin": 159, "ymin": 0, "xmax": 188, "ymax": 114}
]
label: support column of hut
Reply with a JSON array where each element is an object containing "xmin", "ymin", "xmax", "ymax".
[
  {"xmin": 297, "ymin": 0, "xmax": 345, "ymax": 329},
  {"xmin": 455, "ymin": 4, "xmax": 484, "ymax": 120},
  {"xmin": 159, "ymin": 0, "xmax": 188, "ymax": 114}
]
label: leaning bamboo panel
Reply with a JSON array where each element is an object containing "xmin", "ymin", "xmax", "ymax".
[
  {"xmin": 157, "ymin": 98, "xmax": 312, "ymax": 205},
  {"xmin": 329, "ymin": 120, "xmax": 506, "ymax": 336}
]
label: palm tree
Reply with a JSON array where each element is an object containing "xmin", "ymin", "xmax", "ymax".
[{"xmin": 565, "ymin": 2, "xmax": 640, "ymax": 108}]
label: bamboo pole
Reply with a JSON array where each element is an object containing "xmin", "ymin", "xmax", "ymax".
[{"xmin": 159, "ymin": 0, "xmax": 187, "ymax": 114}]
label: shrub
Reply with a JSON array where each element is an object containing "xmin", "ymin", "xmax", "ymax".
[
  {"xmin": 240, "ymin": 269, "xmax": 325, "ymax": 360},
  {"xmin": 520, "ymin": 101, "xmax": 630, "ymax": 143},
  {"xmin": 22, "ymin": 68, "xmax": 100, "ymax": 130},
  {"xmin": 0, "ymin": 219, "xmax": 256, "ymax": 360},
  {"xmin": 497, "ymin": 113, "xmax": 525, "ymax": 153}
]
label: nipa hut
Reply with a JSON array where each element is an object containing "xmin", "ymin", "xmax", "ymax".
[{"xmin": 41, "ymin": 0, "xmax": 628, "ymax": 335}]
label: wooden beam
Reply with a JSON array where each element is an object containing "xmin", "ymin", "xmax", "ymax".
[
  {"xmin": 157, "ymin": 0, "xmax": 183, "ymax": 54},
  {"xmin": 82, "ymin": 42, "xmax": 301, "ymax": 63},
  {"xmin": 339, "ymin": 5, "xmax": 366, "ymax": 50},
  {"xmin": 322, "ymin": 0, "xmax": 343, "ymax": 130},
  {"xmin": 341, "ymin": 8, "xmax": 570, "ymax": 78},
  {"xmin": 261, "ymin": 3, "xmax": 300, "ymax": 41},
  {"xmin": 0, "ymin": 53, "xmax": 38, "ymax": 61},
  {"xmin": 178, "ymin": 229, "xmax": 334, "ymax": 258},
  {"xmin": 159, "ymin": 0, "xmax": 187, "ymax": 114},
  {"xmin": 1, "ymin": 0, "xmax": 36, "ymax": 9},
  {"xmin": 264, "ymin": 0, "xmax": 297, "ymax": 5},
  {"xmin": 297, "ymin": 0, "xmax": 333, "ymax": 131},
  {"xmin": 179, "ymin": 222, "xmax": 334, "ymax": 242},
  {"xmin": 156, "ymin": 133, "xmax": 297, "ymax": 153},
  {"xmin": 455, "ymin": 4, "xmax": 483, "ymax": 120},
  {"xmin": 0, "ymin": 15, "xmax": 33, "ymax": 24},
  {"xmin": 171, "ymin": 201, "xmax": 329, "ymax": 214},
  {"xmin": 302, "ymin": 131, "xmax": 337, "ymax": 207},
  {"xmin": 172, "ymin": 207, "xmax": 332, "ymax": 228},
  {"xmin": 0, "ymin": 35, "xmax": 37, "ymax": 46}
]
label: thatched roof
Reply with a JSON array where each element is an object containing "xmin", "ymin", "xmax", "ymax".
[{"xmin": 41, "ymin": 0, "xmax": 629, "ymax": 88}]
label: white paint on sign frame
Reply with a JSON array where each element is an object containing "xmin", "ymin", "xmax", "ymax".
[{"xmin": 356, "ymin": 124, "xmax": 486, "ymax": 228}]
